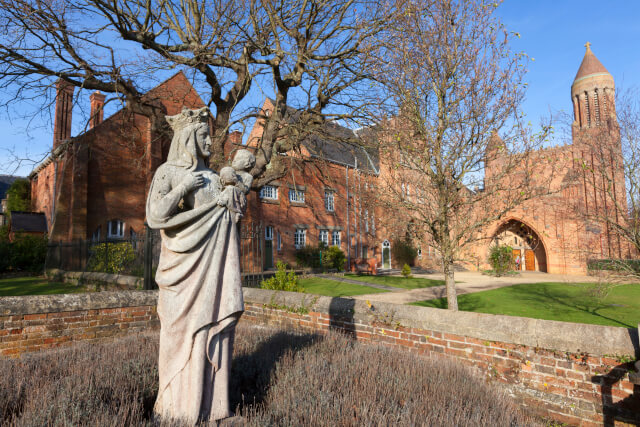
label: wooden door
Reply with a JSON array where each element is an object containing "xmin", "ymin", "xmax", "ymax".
[
  {"xmin": 525, "ymin": 249, "xmax": 535, "ymax": 271},
  {"xmin": 512, "ymin": 249, "xmax": 521, "ymax": 270}
]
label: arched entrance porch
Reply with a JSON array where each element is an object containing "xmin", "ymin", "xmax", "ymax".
[{"xmin": 492, "ymin": 219, "xmax": 547, "ymax": 272}]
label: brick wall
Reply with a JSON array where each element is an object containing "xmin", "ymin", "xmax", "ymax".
[
  {"xmin": 0, "ymin": 291, "xmax": 158, "ymax": 357},
  {"xmin": 1, "ymin": 288, "xmax": 638, "ymax": 425}
]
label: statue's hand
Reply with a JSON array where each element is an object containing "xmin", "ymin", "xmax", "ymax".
[{"xmin": 181, "ymin": 172, "xmax": 205, "ymax": 192}]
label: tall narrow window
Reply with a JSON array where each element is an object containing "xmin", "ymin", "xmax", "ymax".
[
  {"xmin": 593, "ymin": 90, "xmax": 600, "ymax": 126},
  {"xmin": 324, "ymin": 191, "xmax": 334, "ymax": 212},
  {"xmin": 364, "ymin": 209, "xmax": 369, "ymax": 232},
  {"xmin": 265, "ymin": 225, "xmax": 273, "ymax": 241},
  {"xmin": 277, "ymin": 232, "xmax": 282, "ymax": 251},
  {"xmin": 585, "ymin": 91, "xmax": 591, "ymax": 128},
  {"xmin": 331, "ymin": 231, "xmax": 341, "ymax": 246},
  {"xmin": 319, "ymin": 229, "xmax": 329, "ymax": 246},
  {"xmin": 294, "ymin": 228, "xmax": 306, "ymax": 248},
  {"xmin": 92, "ymin": 226, "xmax": 101, "ymax": 242}
]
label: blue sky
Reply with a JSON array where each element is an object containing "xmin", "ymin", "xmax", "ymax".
[{"xmin": 1, "ymin": 0, "xmax": 639, "ymax": 177}]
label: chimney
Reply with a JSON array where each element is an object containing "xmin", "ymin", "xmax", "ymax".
[
  {"xmin": 53, "ymin": 79, "xmax": 74, "ymax": 149},
  {"xmin": 89, "ymin": 91, "xmax": 106, "ymax": 129}
]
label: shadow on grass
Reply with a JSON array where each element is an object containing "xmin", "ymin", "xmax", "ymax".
[{"xmin": 230, "ymin": 330, "xmax": 321, "ymax": 411}]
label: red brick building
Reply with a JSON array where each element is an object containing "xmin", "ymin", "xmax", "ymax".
[{"xmin": 29, "ymin": 46, "xmax": 632, "ymax": 274}]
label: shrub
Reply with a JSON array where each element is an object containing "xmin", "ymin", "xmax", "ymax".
[
  {"xmin": 321, "ymin": 246, "xmax": 346, "ymax": 271},
  {"xmin": 87, "ymin": 241, "xmax": 136, "ymax": 274},
  {"xmin": 392, "ymin": 238, "xmax": 418, "ymax": 266},
  {"xmin": 489, "ymin": 244, "xmax": 513, "ymax": 276},
  {"xmin": 401, "ymin": 263, "xmax": 412, "ymax": 278},
  {"xmin": 0, "ymin": 234, "xmax": 47, "ymax": 273},
  {"xmin": 260, "ymin": 261, "xmax": 304, "ymax": 292},
  {"xmin": 294, "ymin": 245, "xmax": 322, "ymax": 269}
]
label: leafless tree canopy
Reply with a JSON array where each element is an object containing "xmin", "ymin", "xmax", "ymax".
[
  {"xmin": 0, "ymin": 0, "xmax": 387, "ymax": 184},
  {"xmin": 371, "ymin": 0, "xmax": 551, "ymax": 309}
]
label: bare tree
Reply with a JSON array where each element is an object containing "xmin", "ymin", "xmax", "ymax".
[
  {"xmin": 371, "ymin": 0, "xmax": 552, "ymax": 310},
  {"xmin": 0, "ymin": 0, "xmax": 388, "ymax": 184}
]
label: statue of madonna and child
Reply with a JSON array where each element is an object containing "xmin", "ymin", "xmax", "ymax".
[{"xmin": 145, "ymin": 106, "xmax": 255, "ymax": 424}]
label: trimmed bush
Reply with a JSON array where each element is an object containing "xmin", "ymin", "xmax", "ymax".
[
  {"xmin": 392, "ymin": 238, "xmax": 418, "ymax": 267},
  {"xmin": 87, "ymin": 242, "xmax": 136, "ymax": 274},
  {"xmin": 321, "ymin": 246, "xmax": 346, "ymax": 271},
  {"xmin": 488, "ymin": 244, "xmax": 513, "ymax": 277},
  {"xmin": 401, "ymin": 263, "xmax": 412, "ymax": 278},
  {"xmin": 260, "ymin": 261, "xmax": 304, "ymax": 292}
]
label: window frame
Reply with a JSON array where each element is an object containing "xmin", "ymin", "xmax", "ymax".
[
  {"xmin": 288, "ymin": 189, "xmax": 305, "ymax": 204},
  {"xmin": 107, "ymin": 219, "xmax": 125, "ymax": 239},
  {"xmin": 260, "ymin": 185, "xmax": 278, "ymax": 200},
  {"xmin": 319, "ymin": 229, "xmax": 329, "ymax": 246},
  {"xmin": 294, "ymin": 228, "xmax": 306, "ymax": 249},
  {"xmin": 324, "ymin": 190, "xmax": 335, "ymax": 212},
  {"xmin": 331, "ymin": 230, "xmax": 341, "ymax": 246}
]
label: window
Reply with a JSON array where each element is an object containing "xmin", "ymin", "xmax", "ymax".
[
  {"xmin": 364, "ymin": 209, "xmax": 369, "ymax": 232},
  {"xmin": 91, "ymin": 226, "xmax": 101, "ymax": 242},
  {"xmin": 289, "ymin": 189, "xmax": 305, "ymax": 203},
  {"xmin": 324, "ymin": 191, "xmax": 334, "ymax": 212},
  {"xmin": 362, "ymin": 246, "xmax": 368, "ymax": 259},
  {"xmin": 319, "ymin": 229, "xmax": 329, "ymax": 246},
  {"xmin": 371, "ymin": 214, "xmax": 376, "ymax": 235},
  {"xmin": 331, "ymin": 231, "xmax": 341, "ymax": 246},
  {"xmin": 107, "ymin": 220, "xmax": 124, "ymax": 239},
  {"xmin": 265, "ymin": 225, "xmax": 273, "ymax": 241},
  {"xmin": 418, "ymin": 248, "xmax": 422, "ymax": 259},
  {"xmin": 260, "ymin": 185, "xmax": 278, "ymax": 200},
  {"xmin": 294, "ymin": 228, "xmax": 306, "ymax": 248},
  {"xmin": 277, "ymin": 232, "xmax": 282, "ymax": 251}
]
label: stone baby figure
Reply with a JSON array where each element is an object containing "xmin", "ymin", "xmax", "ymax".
[
  {"xmin": 231, "ymin": 149, "xmax": 255, "ymax": 195},
  {"xmin": 218, "ymin": 166, "xmax": 245, "ymax": 223}
]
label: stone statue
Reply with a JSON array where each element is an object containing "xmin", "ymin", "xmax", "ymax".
[{"xmin": 146, "ymin": 107, "xmax": 248, "ymax": 423}]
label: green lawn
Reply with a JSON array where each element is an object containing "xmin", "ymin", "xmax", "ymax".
[
  {"xmin": 0, "ymin": 276, "xmax": 88, "ymax": 296},
  {"xmin": 344, "ymin": 273, "xmax": 445, "ymax": 290},
  {"xmin": 299, "ymin": 277, "xmax": 387, "ymax": 297},
  {"xmin": 412, "ymin": 282, "xmax": 640, "ymax": 328}
]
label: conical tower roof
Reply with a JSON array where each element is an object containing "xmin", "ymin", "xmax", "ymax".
[{"xmin": 573, "ymin": 42, "xmax": 611, "ymax": 83}]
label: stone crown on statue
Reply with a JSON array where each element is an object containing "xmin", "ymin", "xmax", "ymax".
[{"xmin": 166, "ymin": 107, "xmax": 209, "ymax": 131}]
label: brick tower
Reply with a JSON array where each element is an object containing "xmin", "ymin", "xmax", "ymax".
[{"xmin": 571, "ymin": 43, "xmax": 625, "ymax": 259}]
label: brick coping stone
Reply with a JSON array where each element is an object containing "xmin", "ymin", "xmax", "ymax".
[{"xmin": 1, "ymin": 287, "xmax": 637, "ymax": 357}]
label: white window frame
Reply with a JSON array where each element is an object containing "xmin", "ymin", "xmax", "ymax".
[
  {"xmin": 324, "ymin": 191, "xmax": 335, "ymax": 212},
  {"xmin": 331, "ymin": 231, "xmax": 341, "ymax": 246},
  {"xmin": 265, "ymin": 225, "xmax": 273, "ymax": 241},
  {"xmin": 319, "ymin": 229, "xmax": 329, "ymax": 246},
  {"xmin": 289, "ymin": 189, "xmax": 305, "ymax": 203},
  {"xmin": 107, "ymin": 220, "xmax": 125, "ymax": 239},
  {"xmin": 294, "ymin": 228, "xmax": 306, "ymax": 249},
  {"xmin": 277, "ymin": 232, "xmax": 282, "ymax": 251},
  {"xmin": 91, "ymin": 227, "xmax": 101, "ymax": 242},
  {"xmin": 260, "ymin": 185, "xmax": 278, "ymax": 200}
]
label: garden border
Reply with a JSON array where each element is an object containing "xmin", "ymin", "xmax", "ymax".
[{"xmin": 1, "ymin": 284, "xmax": 638, "ymax": 425}]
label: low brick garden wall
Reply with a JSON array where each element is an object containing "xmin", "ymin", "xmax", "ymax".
[{"xmin": 1, "ymin": 287, "xmax": 638, "ymax": 425}]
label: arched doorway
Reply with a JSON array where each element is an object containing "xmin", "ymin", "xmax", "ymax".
[
  {"xmin": 492, "ymin": 219, "xmax": 547, "ymax": 272},
  {"xmin": 381, "ymin": 240, "xmax": 391, "ymax": 269}
]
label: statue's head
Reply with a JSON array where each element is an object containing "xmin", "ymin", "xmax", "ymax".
[
  {"xmin": 165, "ymin": 107, "xmax": 210, "ymax": 170},
  {"xmin": 232, "ymin": 149, "xmax": 256, "ymax": 171}
]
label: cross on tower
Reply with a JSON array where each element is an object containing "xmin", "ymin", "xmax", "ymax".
[{"xmin": 584, "ymin": 41, "xmax": 591, "ymax": 51}]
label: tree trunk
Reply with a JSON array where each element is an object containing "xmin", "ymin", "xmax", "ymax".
[{"xmin": 443, "ymin": 259, "xmax": 458, "ymax": 311}]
